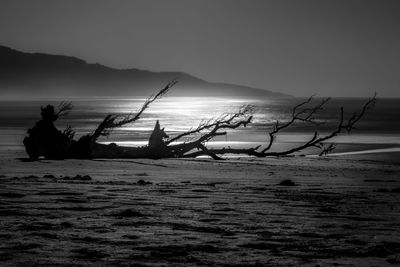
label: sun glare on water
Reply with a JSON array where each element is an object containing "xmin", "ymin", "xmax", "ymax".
[{"xmin": 122, "ymin": 97, "xmax": 260, "ymax": 133}]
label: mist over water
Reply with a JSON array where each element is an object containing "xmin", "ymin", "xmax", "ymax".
[{"xmin": 1, "ymin": 97, "xmax": 399, "ymax": 152}]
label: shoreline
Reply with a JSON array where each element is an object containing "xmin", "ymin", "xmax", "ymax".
[{"xmin": 2, "ymin": 141, "xmax": 400, "ymax": 163}]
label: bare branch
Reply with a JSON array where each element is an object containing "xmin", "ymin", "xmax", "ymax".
[
  {"xmin": 262, "ymin": 97, "xmax": 330, "ymax": 153},
  {"xmin": 180, "ymin": 94, "xmax": 376, "ymax": 159},
  {"xmin": 62, "ymin": 125, "xmax": 75, "ymax": 140},
  {"xmin": 261, "ymin": 94, "xmax": 376, "ymax": 156},
  {"xmin": 90, "ymin": 79, "xmax": 178, "ymax": 142},
  {"xmin": 319, "ymin": 143, "xmax": 336, "ymax": 156},
  {"xmin": 166, "ymin": 105, "xmax": 253, "ymax": 144},
  {"xmin": 57, "ymin": 101, "xmax": 73, "ymax": 117},
  {"xmin": 344, "ymin": 92, "xmax": 377, "ymax": 133}
]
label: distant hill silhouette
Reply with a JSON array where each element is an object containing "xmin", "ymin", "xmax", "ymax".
[{"xmin": 0, "ymin": 45, "xmax": 289, "ymax": 98}]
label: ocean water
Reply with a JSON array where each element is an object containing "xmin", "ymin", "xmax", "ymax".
[{"xmin": 1, "ymin": 96, "xmax": 399, "ymax": 153}]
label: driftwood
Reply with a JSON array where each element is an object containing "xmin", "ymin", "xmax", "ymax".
[{"xmin": 23, "ymin": 81, "xmax": 376, "ymax": 160}]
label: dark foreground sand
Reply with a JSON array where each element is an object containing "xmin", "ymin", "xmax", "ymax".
[{"xmin": 1, "ymin": 149, "xmax": 400, "ymax": 266}]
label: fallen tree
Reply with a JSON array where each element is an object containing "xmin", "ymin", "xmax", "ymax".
[{"xmin": 23, "ymin": 80, "xmax": 376, "ymax": 160}]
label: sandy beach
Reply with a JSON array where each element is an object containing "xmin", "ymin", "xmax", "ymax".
[{"xmin": 1, "ymin": 148, "xmax": 399, "ymax": 266}]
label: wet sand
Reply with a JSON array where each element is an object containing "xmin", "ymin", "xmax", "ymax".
[{"xmin": 1, "ymin": 149, "xmax": 400, "ymax": 266}]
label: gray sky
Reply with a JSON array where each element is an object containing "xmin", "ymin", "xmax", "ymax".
[{"xmin": 1, "ymin": 0, "xmax": 399, "ymax": 97}]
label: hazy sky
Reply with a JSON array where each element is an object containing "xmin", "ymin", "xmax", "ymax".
[{"xmin": 1, "ymin": 0, "xmax": 399, "ymax": 97}]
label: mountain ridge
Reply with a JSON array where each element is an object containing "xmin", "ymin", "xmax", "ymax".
[{"xmin": 0, "ymin": 45, "xmax": 290, "ymax": 98}]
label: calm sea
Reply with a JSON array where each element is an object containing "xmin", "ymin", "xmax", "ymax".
[{"xmin": 1, "ymin": 97, "xmax": 399, "ymax": 154}]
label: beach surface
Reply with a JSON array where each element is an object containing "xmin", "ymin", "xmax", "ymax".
[{"xmin": 1, "ymin": 149, "xmax": 400, "ymax": 266}]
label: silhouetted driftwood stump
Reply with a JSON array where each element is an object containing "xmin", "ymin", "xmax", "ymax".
[
  {"xmin": 23, "ymin": 80, "xmax": 376, "ymax": 160},
  {"xmin": 24, "ymin": 104, "xmax": 73, "ymax": 160}
]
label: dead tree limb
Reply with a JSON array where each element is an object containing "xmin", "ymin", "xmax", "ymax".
[
  {"xmin": 176, "ymin": 94, "xmax": 376, "ymax": 158},
  {"xmin": 57, "ymin": 101, "xmax": 74, "ymax": 117},
  {"xmin": 89, "ymin": 79, "xmax": 178, "ymax": 143},
  {"xmin": 25, "ymin": 79, "xmax": 376, "ymax": 160},
  {"xmin": 90, "ymin": 92, "xmax": 375, "ymax": 159},
  {"xmin": 165, "ymin": 105, "xmax": 253, "ymax": 145},
  {"xmin": 262, "ymin": 96, "xmax": 330, "ymax": 153},
  {"xmin": 163, "ymin": 106, "xmax": 253, "ymax": 158}
]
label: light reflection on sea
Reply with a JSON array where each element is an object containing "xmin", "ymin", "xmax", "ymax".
[{"xmin": 1, "ymin": 96, "xmax": 399, "ymax": 153}]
